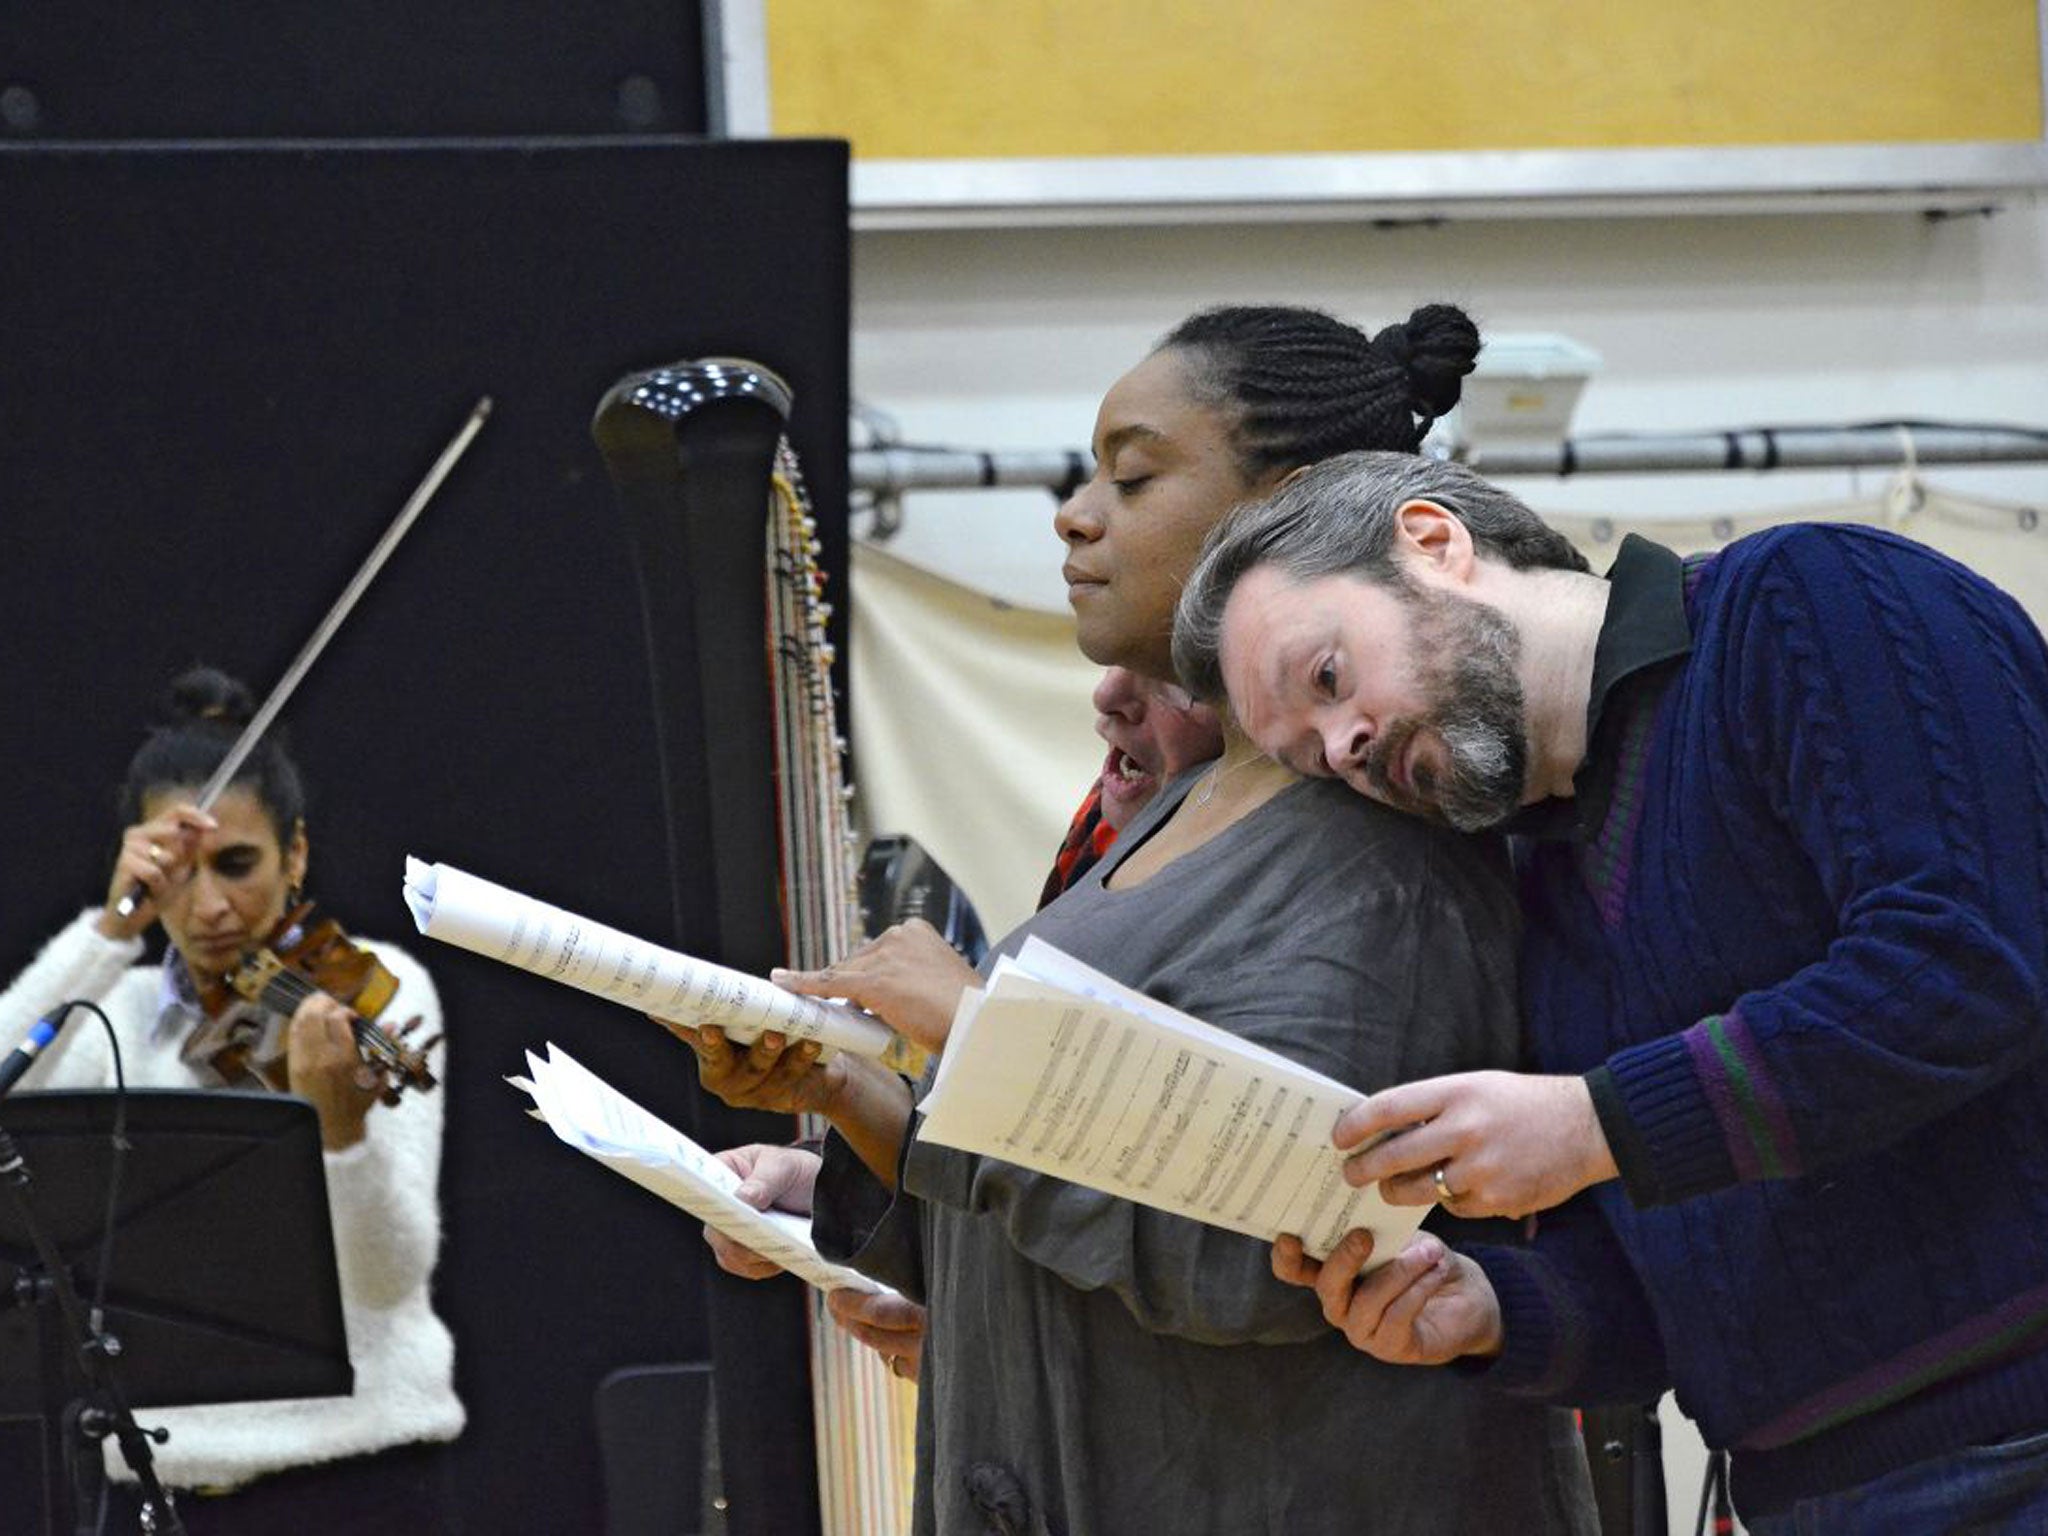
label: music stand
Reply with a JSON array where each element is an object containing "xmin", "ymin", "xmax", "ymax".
[{"xmin": 0, "ymin": 1090, "xmax": 351, "ymax": 1534}]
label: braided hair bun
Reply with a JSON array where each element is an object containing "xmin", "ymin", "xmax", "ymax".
[
  {"xmin": 1157, "ymin": 302, "xmax": 1481, "ymax": 479},
  {"xmin": 1367, "ymin": 304, "xmax": 1482, "ymax": 426}
]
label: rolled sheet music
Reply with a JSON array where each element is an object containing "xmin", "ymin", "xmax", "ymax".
[
  {"xmin": 402, "ymin": 856, "xmax": 894, "ymax": 1058},
  {"xmin": 512, "ymin": 1042, "xmax": 887, "ymax": 1296}
]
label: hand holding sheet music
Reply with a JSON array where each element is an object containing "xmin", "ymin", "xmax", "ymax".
[
  {"xmin": 403, "ymin": 856, "xmax": 892, "ymax": 1058},
  {"xmin": 510, "ymin": 1042, "xmax": 886, "ymax": 1296},
  {"xmin": 916, "ymin": 938, "xmax": 1425, "ymax": 1264}
]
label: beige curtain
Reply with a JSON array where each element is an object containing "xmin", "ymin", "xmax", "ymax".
[
  {"xmin": 850, "ymin": 543, "xmax": 1104, "ymax": 941},
  {"xmin": 849, "ymin": 477, "xmax": 2048, "ymax": 947}
]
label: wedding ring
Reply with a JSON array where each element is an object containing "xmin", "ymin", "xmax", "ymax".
[
  {"xmin": 146, "ymin": 843, "xmax": 164, "ymax": 864},
  {"xmin": 1432, "ymin": 1163, "xmax": 1458, "ymax": 1205}
]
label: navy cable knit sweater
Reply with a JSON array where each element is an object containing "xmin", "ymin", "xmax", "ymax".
[{"xmin": 1469, "ymin": 524, "xmax": 2048, "ymax": 1518}]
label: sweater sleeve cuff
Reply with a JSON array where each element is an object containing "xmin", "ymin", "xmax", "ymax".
[
  {"xmin": 1597, "ymin": 1024, "xmax": 1743, "ymax": 1205},
  {"xmin": 73, "ymin": 908, "xmax": 145, "ymax": 956},
  {"xmin": 1584, "ymin": 1067, "xmax": 1655, "ymax": 1204},
  {"xmin": 54, "ymin": 908, "xmax": 146, "ymax": 981},
  {"xmin": 1464, "ymin": 1244, "xmax": 1582, "ymax": 1398}
]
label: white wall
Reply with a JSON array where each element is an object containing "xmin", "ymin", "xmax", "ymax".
[
  {"xmin": 853, "ymin": 202, "xmax": 2048, "ymax": 611},
  {"xmin": 846, "ymin": 197, "xmax": 2048, "ymax": 1534}
]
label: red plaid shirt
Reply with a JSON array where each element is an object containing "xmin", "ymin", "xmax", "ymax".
[{"xmin": 1036, "ymin": 777, "xmax": 1117, "ymax": 910}]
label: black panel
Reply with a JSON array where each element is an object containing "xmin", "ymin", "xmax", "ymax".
[
  {"xmin": 0, "ymin": 1091, "xmax": 346, "ymax": 1416},
  {"xmin": 0, "ymin": 3, "xmax": 707, "ymax": 138},
  {"xmin": 0, "ymin": 137, "xmax": 848, "ymax": 1536}
]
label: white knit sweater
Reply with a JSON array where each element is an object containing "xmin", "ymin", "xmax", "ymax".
[{"xmin": 0, "ymin": 911, "xmax": 464, "ymax": 1490}]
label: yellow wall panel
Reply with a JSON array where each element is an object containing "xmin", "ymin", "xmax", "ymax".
[{"xmin": 765, "ymin": 0, "xmax": 2043, "ymax": 158}]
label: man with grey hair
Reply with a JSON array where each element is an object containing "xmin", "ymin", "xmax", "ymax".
[{"xmin": 1173, "ymin": 450, "xmax": 2048, "ymax": 1534}]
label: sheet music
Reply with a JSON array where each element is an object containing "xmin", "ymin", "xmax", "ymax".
[
  {"xmin": 918, "ymin": 938, "xmax": 1424, "ymax": 1264},
  {"xmin": 512, "ymin": 1042, "xmax": 886, "ymax": 1296},
  {"xmin": 403, "ymin": 856, "xmax": 892, "ymax": 1058}
]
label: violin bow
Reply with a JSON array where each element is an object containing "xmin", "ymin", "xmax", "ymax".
[{"xmin": 114, "ymin": 395, "xmax": 494, "ymax": 920}]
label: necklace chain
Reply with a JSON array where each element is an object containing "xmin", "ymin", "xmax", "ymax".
[{"xmin": 1192, "ymin": 750, "xmax": 1265, "ymax": 809}]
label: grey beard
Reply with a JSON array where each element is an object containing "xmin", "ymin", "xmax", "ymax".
[
  {"xmin": 1408, "ymin": 585, "xmax": 1530, "ymax": 831},
  {"xmin": 1434, "ymin": 708, "xmax": 1527, "ymax": 831}
]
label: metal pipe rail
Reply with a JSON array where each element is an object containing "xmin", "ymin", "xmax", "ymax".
[{"xmin": 850, "ymin": 425, "xmax": 2048, "ymax": 498}]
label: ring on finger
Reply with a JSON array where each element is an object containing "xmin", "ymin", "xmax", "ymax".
[
  {"xmin": 1431, "ymin": 1163, "xmax": 1459, "ymax": 1206},
  {"xmin": 146, "ymin": 843, "xmax": 165, "ymax": 864}
]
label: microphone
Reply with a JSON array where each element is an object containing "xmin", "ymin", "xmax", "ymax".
[{"xmin": 0, "ymin": 1009, "xmax": 69, "ymax": 1100}]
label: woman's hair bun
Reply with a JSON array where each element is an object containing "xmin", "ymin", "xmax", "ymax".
[
  {"xmin": 119, "ymin": 664, "xmax": 303, "ymax": 840},
  {"xmin": 163, "ymin": 665, "xmax": 257, "ymax": 729},
  {"xmin": 1374, "ymin": 304, "xmax": 1482, "ymax": 421}
]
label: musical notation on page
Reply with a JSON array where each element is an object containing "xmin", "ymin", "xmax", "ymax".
[{"xmin": 917, "ymin": 937, "xmax": 1422, "ymax": 1264}]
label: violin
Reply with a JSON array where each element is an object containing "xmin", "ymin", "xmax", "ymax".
[{"xmin": 196, "ymin": 902, "xmax": 440, "ymax": 1105}]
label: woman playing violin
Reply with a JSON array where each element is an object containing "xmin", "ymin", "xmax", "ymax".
[{"xmin": 0, "ymin": 667, "xmax": 463, "ymax": 1530}]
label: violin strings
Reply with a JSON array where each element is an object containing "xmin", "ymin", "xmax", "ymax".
[{"xmin": 245, "ymin": 962, "xmax": 425, "ymax": 1079}]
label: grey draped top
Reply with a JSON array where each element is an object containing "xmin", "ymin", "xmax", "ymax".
[{"xmin": 817, "ymin": 771, "xmax": 1596, "ymax": 1536}]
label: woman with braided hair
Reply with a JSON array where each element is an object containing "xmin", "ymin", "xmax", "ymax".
[
  {"xmin": 1028, "ymin": 303, "xmax": 1481, "ymax": 908},
  {"xmin": 1053, "ymin": 303, "xmax": 1478, "ymax": 702},
  {"xmin": 684, "ymin": 303, "xmax": 1598, "ymax": 1534}
]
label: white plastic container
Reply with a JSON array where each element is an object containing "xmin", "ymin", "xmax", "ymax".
[{"xmin": 1451, "ymin": 333, "xmax": 1602, "ymax": 450}]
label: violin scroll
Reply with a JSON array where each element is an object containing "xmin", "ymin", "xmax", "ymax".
[{"xmin": 348, "ymin": 1010, "xmax": 439, "ymax": 1107}]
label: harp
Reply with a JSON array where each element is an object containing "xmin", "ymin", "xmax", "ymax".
[{"xmin": 592, "ymin": 359, "xmax": 913, "ymax": 1536}]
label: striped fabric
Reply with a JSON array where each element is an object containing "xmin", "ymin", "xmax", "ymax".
[{"xmin": 1683, "ymin": 1012, "xmax": 1801, "ymax": 1182}]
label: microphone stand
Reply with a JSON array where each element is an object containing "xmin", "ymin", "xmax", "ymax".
[{"xmin": 0, "ymin": 1121, "xmax": 185, "ymax": 1535}]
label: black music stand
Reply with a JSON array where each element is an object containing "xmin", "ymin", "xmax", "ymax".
[{"xmin": 0, "ymin": 1091, "xmax": 350, "ymax": 1535}]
